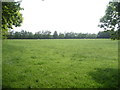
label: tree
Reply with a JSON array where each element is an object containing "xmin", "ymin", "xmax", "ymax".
[
  {"xmin": 43, "ymin": 30, "xmax": 52, "ymax": 39},
  {"xmin": 2, "ymin": 2, "xmax": 23, "ymax": 38},
  {"xmin": 86, "ymin": 33, "xmax": 97, "ymax": 39},
  {"xmin": 64, "ymin": 32, "xmax": 76, "ymax": 39},
  {"xmin": 53, "ymin": 31, "xmax": 58, "ymax": 39},
  {"xmin": 14, "ymin": 31, "xmax": 21, "ymax": 39},
  {"xmin": 7, "ymin": 30, "xmax": 14, "ymax": 39},
  {"xmin": 97, "ymin": 30, "xmax": 111, "ymax": 39},
  {"xmin": 34, "ymin": 31, "xmax": 42, "ymax": 39},
  {"xmin": 58, "ymin": 33, "xmax": 64, "ymax": 39},
  {"xmin": 98, "ymin": 1, "xmax": 120, "ymax": 40}
]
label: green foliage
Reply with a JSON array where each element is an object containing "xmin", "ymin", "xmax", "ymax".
[
  {"xmin": 3, "ymin": 39, "xmax": 118, "ymax": 88},
  {"xmin": 2, "ymin": 2, "xmax": 23, "ymax": 38},
  {"xmin": 97, "ymin": 30, "xmax": 112, "ymax": 38},
  {"xmin": 53, "ymin": 31, "xmax": 58, "ymax": 39},
  {"xmin": 99, "ymin": 2, "xmax": 119, "ymax": 30},
  {"xmin": 98, "ymin": 1, "xmax": 120, "ymax": 40},
  {"xmin": 58, "ymin": 33, "xmax": 64, "ymax": 39},
  {"xmin": 7, "ymin": 30, "xmax": 97, "ymax": 39}
]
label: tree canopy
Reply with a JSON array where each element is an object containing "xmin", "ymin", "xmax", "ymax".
[
  {"xmin": 2, "ymin": 1, "xmax": 23, "ymax": 38},
  {"xmin": 53, "ymin": 31, "xmax": 58, "ymax": 39},
  {"xmin": 98, "ymin": 1, "xmax": 120, "ymax": 40}
]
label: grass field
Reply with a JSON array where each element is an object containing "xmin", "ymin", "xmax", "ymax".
[{"xmin": 2, "ymin": 39, "xmax": 118, "ymax": 88}]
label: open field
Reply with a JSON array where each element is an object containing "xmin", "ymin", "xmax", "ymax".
[{"xmin": 2, "ymin": 39, "xmax": 118, "ymax": 88}]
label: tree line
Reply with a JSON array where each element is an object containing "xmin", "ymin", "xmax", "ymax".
[{"xmin": 7, "ymin": 30, "xmax": 115, "ymax": 39}]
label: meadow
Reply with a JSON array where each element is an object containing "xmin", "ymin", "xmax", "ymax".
[{"xmin": 2, "ymin": 39, "xmax": 118, "ymax": 88}]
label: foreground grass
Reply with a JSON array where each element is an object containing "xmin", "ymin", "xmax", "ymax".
[{"xmin": 3, "ymin": 39, "xmax": 118, "ymax": 88}]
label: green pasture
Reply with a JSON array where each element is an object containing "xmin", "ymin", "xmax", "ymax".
[{"xmin": 2, "ymin": 39, "xmax": 118, "ymax": 88}]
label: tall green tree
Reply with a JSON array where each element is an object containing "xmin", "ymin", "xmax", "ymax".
[
  {"xmin": 53, "ymin": 31, "xmax": 58, "ymax": 39},
  {"xmin": 2, "ymin": 1, "xmax": 23, "ymax": 38},
  {"xmin": 98, "ymin": 1, "xmax": 120, "ymax": 40}
]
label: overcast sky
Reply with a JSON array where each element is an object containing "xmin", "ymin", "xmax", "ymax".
[{"xmin": 14, "ymin": 0, "xmax": 110, "ymax": 34}]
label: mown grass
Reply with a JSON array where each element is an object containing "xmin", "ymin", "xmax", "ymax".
[{"xmin": 2, "ymin": 39, "xmax": 118, "ymax": 88}]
